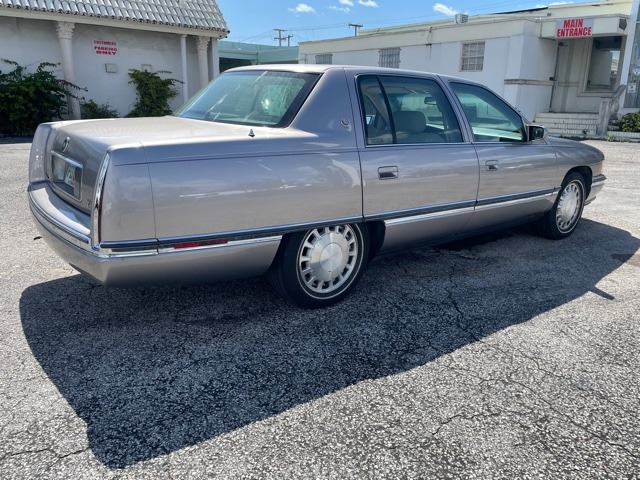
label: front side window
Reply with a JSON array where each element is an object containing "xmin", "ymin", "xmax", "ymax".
[
  {"xmin": 450, "ymin": 82, "xmax": 525, "ymax": 142},
  {"xmin": 358, "ymin": 75, "xmax": 463, "ymax": 145},
  {"xmin": 461, "ymin": 42, "xmax": 485, "ymax": 72},
  {"xmin": 175, "ymin": 71, "xmax": 320, "ymax": 128},
  {"xmin": 379, "ymin": 48, "xmax": 401, "ymax": 68}
]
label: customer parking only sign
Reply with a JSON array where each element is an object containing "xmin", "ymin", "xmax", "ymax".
[
  {"xmin": 93, "ymin": 40, "xmax": 118, "ymax": 56},
  {"xmin": 556, "ymin": 18, "xmax": 594, "ymax": 38}
]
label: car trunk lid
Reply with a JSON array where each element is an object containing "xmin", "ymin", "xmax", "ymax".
[{"xmin": 44, "ymin": 116, "xmax": 261, "ymax": 215}]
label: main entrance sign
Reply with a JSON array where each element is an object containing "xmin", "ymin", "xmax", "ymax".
[{"xmin": 556, "ymin": 18, "xmax": 594, "ymax": 38}]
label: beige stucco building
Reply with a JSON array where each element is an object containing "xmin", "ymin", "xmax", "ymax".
[{"xmin": 0, "ymin": 0, "xmax": 229, "ymax": 118}]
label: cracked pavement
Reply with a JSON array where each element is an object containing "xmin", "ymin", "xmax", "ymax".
[{"xmin": 1, "ymin": 139, "xmax": 639, "ymax": 479}]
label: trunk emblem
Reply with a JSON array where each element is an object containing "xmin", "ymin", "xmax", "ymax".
[{"xmin": 62, "ymin": 137, "xmax": 70, "ymax": 153}]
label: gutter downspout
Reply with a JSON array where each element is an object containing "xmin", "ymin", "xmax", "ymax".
[
  {"xmin": 211, "ymin": 38, "xmax": 221, "ymax": 79},
  {"xmin": 181, "ymin": 34, "xmax": 188, "ymax": 103}
]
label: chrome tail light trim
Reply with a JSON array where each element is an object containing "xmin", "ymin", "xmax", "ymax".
[{"xmin": 91, "ymin": 153, "xmax": 111, "ymax": 249}]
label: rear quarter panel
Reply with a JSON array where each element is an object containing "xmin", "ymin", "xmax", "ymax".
[
  {"xmin": 146, "ymin": 70, "xmax": 362, "ymax": 240},
  {"xmin": 146, "ymin": 139, "xmax": 362, "ymax": 239}
]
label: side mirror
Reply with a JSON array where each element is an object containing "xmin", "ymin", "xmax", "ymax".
[{"xmin": 528, "ymin": 124, "xmax": 548, "ymax": 141}]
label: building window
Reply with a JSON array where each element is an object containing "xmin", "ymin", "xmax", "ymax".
[
  {"xmin": 379, "ymin": 48, "xmax": 400, "ymax": 68},
  {"xmin": 315, "ymin": 54, "xmax": 333, "ymax": 65},
  {"xmin": 461, "ymin": 42, "xmax": 485, "ymax": 71}
]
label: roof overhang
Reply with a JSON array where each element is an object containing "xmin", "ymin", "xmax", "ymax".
[{"xmin": 0, "ymin": 8, "xmax": 229, "ymax": 38}]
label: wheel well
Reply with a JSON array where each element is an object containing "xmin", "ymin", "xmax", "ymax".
[
  {"xmin": 268, "ymin": 221, "xmax": 386, "ymax": 270},
  {"xmin": 365, "ymin": 220, "xmax": 386, "ymax": 262},
  {"xmin": 566, "ymin": 166, "xmax": 592, "ymax": 197}
]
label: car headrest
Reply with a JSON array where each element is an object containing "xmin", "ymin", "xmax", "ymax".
[{"xmin": 394, "ymin": 111, "xmax": 426, "ymax": 134}]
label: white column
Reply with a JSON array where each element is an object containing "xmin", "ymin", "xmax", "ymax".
[
  {"xmin": 196, "ymin": 36, "xmax": 210, "ymax": 88},
  {"xmin": 210, "ymin": 38, "xmax": 220, "ymax": 79},
  {"xmin": 180, "ymin": 34, "xmax": 189, "ymax": 103},
  {"xmin": 56, "ymin": 21, "xmax": 81, "ymax": 120}
]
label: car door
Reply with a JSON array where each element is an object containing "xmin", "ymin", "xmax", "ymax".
[
  {"xmin": 448, "ymin": 82, "xmax": 558, "ymax": 232},
  {"xmin": 355, "ymin": 74, "xmax": 480, "ymax": 251}
]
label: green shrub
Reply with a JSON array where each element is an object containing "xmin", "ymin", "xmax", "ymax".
[
  {"xmin": 126, "ymin": 69, "xmax": 181, "ymax": 118},
  {"xmin": 81, "ymin": 99, "xmax": 119, "ymax": 119},
  {"xmin": 619, "ymin": 110, "xmax": 640, "ymax": 133},
  {"xmin": 0, "ymin": 59, "xmax": 82, "ymax": 135}
]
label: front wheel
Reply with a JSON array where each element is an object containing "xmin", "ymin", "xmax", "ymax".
[
  {"xmin": 268, "ymin": 224, "xmax": 369, "ymax": 308},
  {"xmin": 535, "ymin": 172, "xmax": 586, "ymax": 239}
]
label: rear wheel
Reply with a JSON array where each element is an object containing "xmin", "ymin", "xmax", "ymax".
[
  {"xmin": 535, "ymin": 172, "xmax": 586, "ymax": 239},
  {"xmin": 268, "ymin": 224, "xmax": 368, "ymax": 308}
]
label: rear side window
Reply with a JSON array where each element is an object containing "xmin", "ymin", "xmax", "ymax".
[
  {"xmin": 176, "ymin": 70, "xmax": 320, "ymax": 128},
  {"xmin": 359, "ymin": 76, "xmax": 393, "ymax": 145},
  {"xmin": 358, "ymin": 75, "xmax": 463, "ymax": 145},
  {"xmin": 450, "ymin": 82, "xmax": 525, "ymax": 142}
]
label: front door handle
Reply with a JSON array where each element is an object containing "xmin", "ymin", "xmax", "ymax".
[
  {"xmin": 485, "ymin": 160, "xmax": 500, "ymax": 171},
  {"xmin": 378, "ymin": 166, "xmax": 398, "ymax": 180}
]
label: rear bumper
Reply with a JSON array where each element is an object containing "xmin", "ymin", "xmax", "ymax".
[{"xmin": 29, "ymin": 185, "xmax": 281, "ymax": 286}]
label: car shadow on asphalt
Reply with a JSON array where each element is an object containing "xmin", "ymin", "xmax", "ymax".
[{"xmin": 19, "ymin": 219, "xmax": 640, "ymax": 469}]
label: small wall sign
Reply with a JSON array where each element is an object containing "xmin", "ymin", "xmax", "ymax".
[
  {"xmin": 93, "ymin": 40, "xmax": 118, "ymax": 56},
  {"xmin": 556, "ymin": 18, "xmax": 594, "ymax": 38}
]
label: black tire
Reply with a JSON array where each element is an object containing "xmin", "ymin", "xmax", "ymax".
[
  {"xmin": 268, "ymin": 223, "xmax": 369, "ymax": 308},
  {"xmin": 535, "ymin": 172, "xmax": 586, "ymax": 240}
]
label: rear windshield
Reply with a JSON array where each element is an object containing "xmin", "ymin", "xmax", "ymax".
[{"xmin": 175, "ymin": 70, "xmax": 320, "ymax": 128}]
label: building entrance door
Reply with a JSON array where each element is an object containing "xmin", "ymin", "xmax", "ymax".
[{"xmin": 550, "ymin": 36, "xmax": 623, "ymax": 113}]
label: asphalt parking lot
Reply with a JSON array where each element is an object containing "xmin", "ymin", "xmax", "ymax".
[{"xmin": 0, "ymin": 139, "xmax": 638, "ymax": 479}]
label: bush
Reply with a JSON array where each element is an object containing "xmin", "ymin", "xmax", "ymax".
[
  {"xmin": 0, "ymin": 59, "xmax": 81, "ymax": 135},
  {"xmin": 619, "ymin": 110, "xmax": 640, "ymax": 133},
  {"xmin": 81, "ymin": 99, "xmax": 119, "ymax": 119},
  {"xmin": 126, "ymin": 69, "xmax": 181, "ymax": 118}
]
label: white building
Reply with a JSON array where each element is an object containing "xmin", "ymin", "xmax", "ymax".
[
  {"xmin": 218, "ymin": 41, "xmax": 299, "ymax": 72},
  {"xmin": 0, "ymin": 0, "xmax": 229, "ymax": 118},
  {"xmin": 300, "ymin": 0, "xmax": 640, "ymax": 136}
]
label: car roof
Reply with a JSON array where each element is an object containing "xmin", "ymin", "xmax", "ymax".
[{"xmin": 224, "ymin": 64, "xmax": 470, "ymax": 84}]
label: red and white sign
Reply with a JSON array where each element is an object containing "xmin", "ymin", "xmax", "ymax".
[
  {"xmin": 93, "ymin": 40, "xmax": 118, "ymax": 56},
  {"xmin": 556, "ymin": 18, "xmax": 594, "ymax": 38}
]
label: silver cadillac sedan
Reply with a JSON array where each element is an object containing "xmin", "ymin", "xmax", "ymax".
[{"xmin": 28, "ymin": 65, "xmax": 605, "ymax": 308}]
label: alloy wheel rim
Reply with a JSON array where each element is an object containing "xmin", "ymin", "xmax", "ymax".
[
  {"xmin": 556, "ymin": 181, "xmax": 583, "ymax": 232},
  {"xmin": 298, "ymin": 225, "xmax": 358, "ymax": 294}
]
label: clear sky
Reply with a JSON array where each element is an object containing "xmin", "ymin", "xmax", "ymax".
[{"xmin": 216, "ymin": 0, "xmax": 579, "ymax": 45}]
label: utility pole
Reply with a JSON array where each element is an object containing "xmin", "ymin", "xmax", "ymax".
[
  {"xmin": 349, "ymin": 23, "xmax": 363, "ymax": 37},
  {"xmin": 274, "ymin": 29, "xmax": 286, "ymax": 46},
  {"xmin": 286, "ymin": 35, "xmax": 293, "ymax": 47}
]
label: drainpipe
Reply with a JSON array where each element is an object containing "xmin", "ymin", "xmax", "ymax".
[
  {"xmin": 181, "ymin": 34, "xmax": 188, "ymax": 103},
  {"xmin": 210, "ymin": 38, "xmax": 220, "ymax": 79},
  {"xmin": 56, "ymin": 21, "xmax": 81, "ymax": 120}
]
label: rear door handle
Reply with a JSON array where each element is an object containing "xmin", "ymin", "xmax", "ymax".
[
  {"xmin": 485, "ymin": 160, "xmax": 500, "ymax": 171},
  {"xmin": 378, "ymin": 166, "xmax": 398, "ymax": 180}
]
